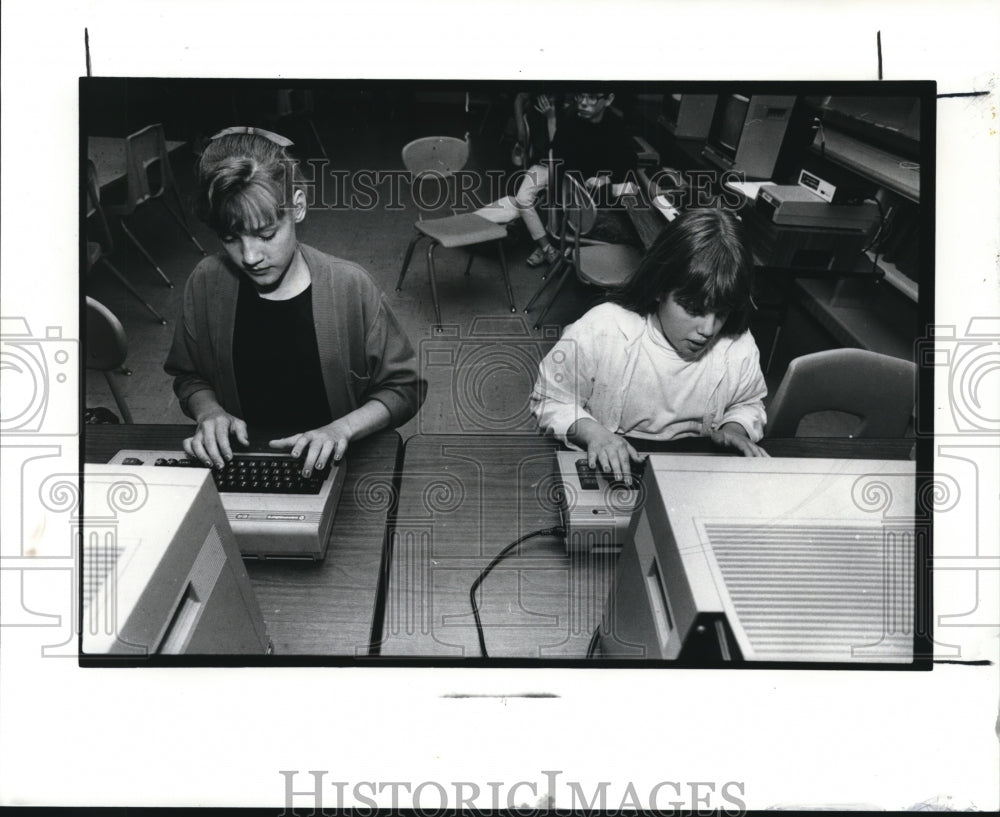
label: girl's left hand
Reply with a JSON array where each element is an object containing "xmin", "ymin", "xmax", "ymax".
[
  {"xmin": 710, "ymin": 424, "xmax": 770, "ymax": 458},
  {"xmin": 269, "ymin": 418, "xmax": 353, "ymax": 476}
]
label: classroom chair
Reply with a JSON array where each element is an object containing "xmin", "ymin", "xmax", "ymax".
[
  {"xmin": 85, "ymin": 297, "xmax": 134, "ymax": 424},
  {"xmin": 110, "ymin": 124, "xmax": 207, "ymax": 288},
  {"xmin": 86, "ymin": 160, "xmax": 168, "ymax": 325},
  {"xmin": 395, "ymin": 135, "xmax": 516, "ymax": 329},
  {"xmin": 523, "ymin": 174, "xmax": 644, "ymax": 329},
  {"xmin": 766, "ymin": 347, "xmax": 917, "ymax": 438}
]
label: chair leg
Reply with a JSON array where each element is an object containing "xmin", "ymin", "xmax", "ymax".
[
  {"xmin": 103, "ymin": 371, "xmax": 134, "ymax": 424},
  {"xmin": 496, "ymin": 240, "xmax": 516, "ymax": 313},
  {"xmin": 161, "ymin": 194, "xmax": 208, "ymax": 256},
  {"xmin": 534, "ymin": 264, "xmax": 574, "ymax": 329},
  {"xmin": 97, "ymin": 259, "xmax": 168, "ymax": 325},
  {"xmin": 119, "ymin": 218, "xmax": 174, "ymax": 288},
  {"xmin": 426, "ymin": 241, "xmax": 443, "ymax": 329},
  {"xmin": 464, "ymin": 254, "xmax": 474, "ymax": 276},
  {"xmin": 539, "ymin": 247, "xmax": 564, "ymax": 281},
  {"xmin": 523, "ymin": 256, "xmax": 567, "ymax": 313},
  {"xmin": 396, "ymin": 232, "xmax": 424, "ymax": 292}
]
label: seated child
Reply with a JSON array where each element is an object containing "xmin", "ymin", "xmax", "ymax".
[
  {"xmin": 530, "ymin": 208, "xmax": 768, "ymax": 482},
  {"xmin": 165, "ymin": 126, "xmax": 425, "ymax": 476},
  {"xmin": 477, "ymin": 90, "xmax": 638, "ymax": 267}
]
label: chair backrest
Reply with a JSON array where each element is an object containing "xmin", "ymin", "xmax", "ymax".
[
  {"xmin": 85, "ymin": 159, "xmax": 114, "ymax": 253},
  {"xmin": 559, "ymin": 174, "xmax": 599, "ymax": 238},
  {"xmin": 85, "ymin": 297, "xmax": 129, "ymax": 371},
  {"xmin": 766, "ymin": 348, "xmax": 917, "ymax": 438},
  {"xmin": 124, "ymin": 124, "xmax": 175, "ymax": 209},
  {"xmin": 401, "ymin": 136, "xmax": 470, "ymax": 178}
]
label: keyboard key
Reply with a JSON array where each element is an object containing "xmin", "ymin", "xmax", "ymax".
[{"xmin": 152, "ymin": 453, "xmax": 330, "ymax": 495}]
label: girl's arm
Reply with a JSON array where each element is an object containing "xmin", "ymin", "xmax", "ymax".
[
  {"xmin": 529, "ymin": 328, "xmax": 599, "ymax": 443},
  {"xmin": 718, "ymin": 335, "xmax": 768, "ymax": 442}
]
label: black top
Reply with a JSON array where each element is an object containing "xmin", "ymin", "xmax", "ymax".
[
  {"xmin": 233, "ymin": 280, "xmax": 333, "ymax": 431},
  {"xmin": 550, "ymin": 110, "xmax": 634, "ymax": 204}
]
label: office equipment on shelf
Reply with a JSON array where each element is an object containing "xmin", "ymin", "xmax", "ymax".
[
  {"xmin": 555, "ymin": 451, "xmax": 645, "ymax": 553},
  {"xmin": 108, "ymin": 450, "xmax": 346, "ymax": 560},
  {"xmin": 738, "ymin": 199, "xmax": 868, "ymax": 272},
  {"xmin": 82, "ymin": 465, "xmax": 270, "ymax": 655},
  {"xmin": 600, "ymin": 454, "xmax": 916, "ymax": 664},
  {"xmin": 797, "ymin": 169, "xmax": 838, "ymax": 203},
  {"xmin": 660, "ymin": 94, "xmax": 718, "ymax": 139},
  {"xmin": 702, "ymin": 94, "xmax": 796, "ymax": 180},
  {"xmin": 756, "ymin": 184, "xmax": 880, "ymax": 232}
]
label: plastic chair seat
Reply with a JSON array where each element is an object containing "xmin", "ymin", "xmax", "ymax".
[
  {"xmin": 414, "ymin": 213, "xmax": 508, "ymax": 248},
  {"xmin": 577, "ymin": 244, "xmax": 644, "ymax": 288},
  {"xmin": 766, "ymin": 348, "xmax": 916, "ymax": 438}
]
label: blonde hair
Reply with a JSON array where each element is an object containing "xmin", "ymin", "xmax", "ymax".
[{"xmin": 195, "ymin": 131, "xmax": 301, "ymax": 235}]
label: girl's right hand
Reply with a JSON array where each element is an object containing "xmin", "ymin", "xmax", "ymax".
[
  {"xmin": 183, "ymin": 408, "xmax": 249, "ymax": 469},
  {"xmin": 572, "ymin": 420, "xmax": 645, "ymax": 485}
]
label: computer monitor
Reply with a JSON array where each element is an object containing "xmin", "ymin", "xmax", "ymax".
[
  {"xmin": 81, "ymin": 464, "xmax": 270, "ymax": 656},
  {"xmin": 600, "ymin": 454, "xmax": 917, "ymax": 664},
  {"xmin": 703, "ymin": 94, "xmax": 797, "ymax": 180},
  {"xmin": 660, "ymin": 94, "xmax": 718, "ymax": 139}
]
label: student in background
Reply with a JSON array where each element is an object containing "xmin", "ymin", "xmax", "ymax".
[
  {"xmin": 477, "ymin": 89, "xmax": 638, "ymax": 267},
  {"xmin": 530, "ymin": 208, "xmax": 768, "ymax": 481},
  {"xmin": 165, "ymin": 127, "xmax": 425, "ymax": 476}
]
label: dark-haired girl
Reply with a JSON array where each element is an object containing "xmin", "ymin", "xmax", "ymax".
[{"xmin": 530, "ymin": 208, "xmax": 768, "ymax": 480}]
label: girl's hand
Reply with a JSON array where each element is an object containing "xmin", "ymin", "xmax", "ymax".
[
  {"xmin": 269, "ymin": 418, "xmax": 353, "ymax": 477},
  {"xmin": 570, "ymin": 420, "xmax": 645, "ymax": 484},
  {"xmin": 183, "ymin": 408, "xmax": 249, "ymax": 468},
  {"xmin": 711, "ymin": 423, "xmax": 770, "ymax": 458},
  {"xmin": 535, "ymin": 95, "xmax": 555, "ymax": 119}
]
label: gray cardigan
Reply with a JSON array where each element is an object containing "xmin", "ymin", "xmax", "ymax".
[{"xmin": 164, "ymin": 244, "xmax": 425, "ymax": 428}]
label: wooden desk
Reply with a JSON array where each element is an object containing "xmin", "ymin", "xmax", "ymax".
[
  {"xmin": 84, "ymin": 424, "xmax": 402, "ymax": 656},
  {"xmin": 378, "ymin": 434, "xmax": 914, "ymax": 659},
  {"xmin": 87, "ymin": 136, "xmax": 186, "ymax": 188}
]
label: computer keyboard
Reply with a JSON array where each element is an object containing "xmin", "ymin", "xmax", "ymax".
[
  {"xmin": 124, "ymin": 453, "xmax": 332, "ymax": 495},
  {"xmin": 573, "ymin": 457, "xmax": 644, "ymax": 491},
  {"xmin": 555, "ymin": 452, "xmax": 646, "ymax": 553},
  {"xmin": 109, "ymin": 449, "xmax": 346, "ymax": 560}
]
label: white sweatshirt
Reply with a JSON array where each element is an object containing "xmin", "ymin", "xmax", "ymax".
[{"xmin": 530, "ymin": 302, "xmax": 767, "ymax": 445}]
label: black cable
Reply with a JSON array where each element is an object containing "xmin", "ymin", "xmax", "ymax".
[
  {"xmin": 862, "ymin": 195, "xmax": 887, "ymax": 276},
  {"xmin": 470, "ymin": 526, "xmax": 565, "ymax": 658},
  {"xmin": 586, "ymin": 626, "xmax": 601, "ymax": 659}
]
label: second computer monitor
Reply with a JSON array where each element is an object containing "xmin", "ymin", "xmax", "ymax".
[{"xmin": 702, "ymin": 94, "xmax": 796, "ymax": 180}]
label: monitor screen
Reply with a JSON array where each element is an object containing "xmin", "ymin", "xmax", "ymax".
[
  {"xmin": 662, "ymin": 93, "xmax": 682, "ymax": 126},
  {"xmin": 714, "ymin": 93, "xmax": 750, "ymax": 154}
]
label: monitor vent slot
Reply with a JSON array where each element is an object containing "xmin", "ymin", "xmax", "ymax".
[
  {"xmin": 705, "ymin": 523, "xmax": 914, "ymax": 662},
  {"xmin": 82, "ymin": 533, "xmax": 126, "ymax": 611}
]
